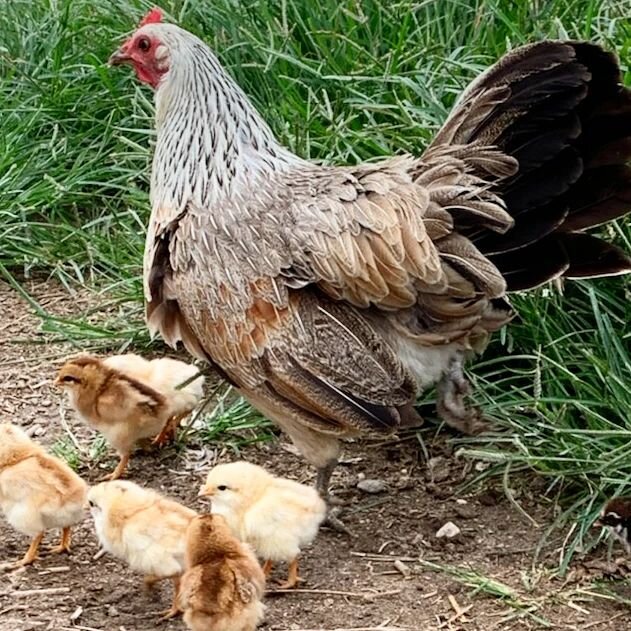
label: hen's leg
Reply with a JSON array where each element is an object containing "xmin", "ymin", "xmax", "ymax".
[
  {"xmin": 49, "ymin": 527, "xmax": 72, "ymax": 555},
  {"xmin": 316, "ymin": 460, "xmax": 353, "ymax": 536},
  {"xmin": 436, "ymin": 354, "xmax": 487, "ymax": 435},
  {"xmin": 14, "ymin": 532, "xmax": 44, "ymax": 567},
  {"xmin": 276, "ymin": 557, "xmax": 303, "ymax": 589}
]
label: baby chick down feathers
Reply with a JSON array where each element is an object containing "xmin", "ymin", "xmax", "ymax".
[
  {"xmin": 179, "ymin": 513, "xmax": 266, "ymax": 631},
  {"xmin": 55, "ymin": 354, "xmax": 204, "ymax": 479},
  {"xmin": 200, "ymin": 461, "xmax": 326, "ymax": 588},
  {"xmin": 88, "ymin": 480, "xmax": 197, "ymax": 618},
  {"xmin": 0, "ymin": 423, "xmax": 87, "ymax": 567}
]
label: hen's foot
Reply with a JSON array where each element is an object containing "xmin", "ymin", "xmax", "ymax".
[{"xmin": 436, "ymin": 356, "xmax": 489, "ymax": 435}]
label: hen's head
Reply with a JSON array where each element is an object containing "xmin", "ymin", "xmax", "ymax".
[{"xmin": 109, "ymin": 7, "xmax": 175, "ymax": 89}]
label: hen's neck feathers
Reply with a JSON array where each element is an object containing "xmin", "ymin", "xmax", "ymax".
[{"xmin": 151, "ymin": 28, "xmax": 302, "ymax": 218}]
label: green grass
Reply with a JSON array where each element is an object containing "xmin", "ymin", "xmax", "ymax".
[{"xmin": 1, "ymin": 0, "xmax": 630, "ymax": 570}]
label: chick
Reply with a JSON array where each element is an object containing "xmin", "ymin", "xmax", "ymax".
[
  {"xmin": 88, "ymin": 480, "xmax": 196, "ymax": 618},
  {"xmin": 55, "ymin": 355, "xmax": 172, "ymax": 479},
  {"xmin": 199, "ymin": 461, "xmax": 326, "ymax": 588},
  {"xmin": 596, "ymin": 497, "xmax": 631, "ymax": 555},
  {"xmin": 179, "ymin": 514, "xmax": 265, "ymax": 631},
  {"xmin": 0, "ymin": 423, "xmax": 87, "ymax": 567},
  {"xmin": 103, "ymin": 353, "xmax": 205, "ymax": 445}
]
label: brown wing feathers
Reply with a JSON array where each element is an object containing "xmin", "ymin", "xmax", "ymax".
[{"xmin": 431, "ymin": 41, "xmax": 631, "ymax": 290}]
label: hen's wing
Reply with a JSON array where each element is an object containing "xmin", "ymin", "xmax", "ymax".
[{"xmin": 145, "ymin": 150, "xmax": 514, "ymax": 438}]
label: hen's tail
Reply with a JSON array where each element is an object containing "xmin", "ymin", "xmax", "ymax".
[{"xmin": 430, "ymin": 40, "xmax": 631, "ymax": 290}]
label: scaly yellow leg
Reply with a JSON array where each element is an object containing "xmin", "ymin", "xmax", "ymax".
[
  {"xmin": 276, "ymin": 557, "xmax": 303, "ymax": 589},
  {"xmin": 49, "ymin": 527, "xmax": 72, "ymax": 555},
  {"xmin": 100, "ymin": 453, "xmax": 130, "ymax": 481},
  {"xmin": 14, "ymin": 532, "xmax": 45, "ymax": 568}
]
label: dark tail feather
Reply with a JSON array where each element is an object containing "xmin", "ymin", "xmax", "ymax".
[{"xmin": 431, "ymin": 40, "xmax": 631, "ymax": 289}]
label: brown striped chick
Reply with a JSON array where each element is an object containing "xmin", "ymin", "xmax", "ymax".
[
  {"xmin": 179, "ymin": 514, "xmax": 265, "ymax": 631},
  {"xmin": 199, "ymin": 461, "xmax": 326, "ymax": 588},
  {"xmin": 102, "ymin": 353, "xmax": 205, "ymax": 445},
  {"xmin": 88, "ymin": 480, "xmax": 196, "ymax": 619},
  {"xmin": 0, "ymin": 423, "xmax": 87, "ymax": 568},
  {"xmin": 55, "ymin": 355, "xmax": 171, "ymax": 480}
]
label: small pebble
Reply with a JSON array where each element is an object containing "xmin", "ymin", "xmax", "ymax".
[
  {"xmin": 435, "ymin": 521, "xmax": 461, "ymax": 539},
  {"xmin": 454, "ymin": 504, "xmax": 479, "ymax": 519},
  {"xmin": 357, "ymin": 478, "xmax": 389, "ymax": 494}
]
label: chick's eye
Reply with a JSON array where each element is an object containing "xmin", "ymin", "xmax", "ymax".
[
  {"xmin": 88, "ymin": 500, "xmax": 95, "ymax": 508},
  {"xmin": 217, "ymin": 485, "xmax": 228, "ymax": 491},
  {"xmin": 62, "ymin": 375, "xmax": 78, "ymax": 383},
  {"xmin": 138, "ymin": 37, "xmax": 151, "ymax": 52}
]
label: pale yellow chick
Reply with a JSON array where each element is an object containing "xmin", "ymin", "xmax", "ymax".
[
  {"xmin": 88, "ymin": 480, "xmax": 197, "ymax": 618},
  {"xmin": 179, "ymin": 514, "xmax": 265, "ymax": 631},
  {"xmin": 0, "ymin": 423, "xmax": 87, "ymax": 567},
  {"xmin": 103, "ymin": 353, "xmax": 205, "ymax": 444},
  {"xmin": 55, "ymin": 355, "xmax": 172, "ymax": 479},
  {"xmin": 199, "ymin": 461, "xmax": 326, "ymax": 588}
]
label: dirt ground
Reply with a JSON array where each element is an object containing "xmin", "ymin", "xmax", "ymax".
[{"xmin": 1, "ymin": 279, "xmax": 630, "ymax": 631}]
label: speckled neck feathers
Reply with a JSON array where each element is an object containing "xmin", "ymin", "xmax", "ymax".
[{"xmin": 150, "ymin": 28, "xmax": 301, "ymax": 219}]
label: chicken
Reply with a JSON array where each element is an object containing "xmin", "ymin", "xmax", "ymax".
[
  {"xmin": 596, "ymin": 497, "xmax": 631, "ymax": 555},
  {"xmin": 102, "ymin": 353, "xmax": 205, "ymax": 444},
  {"xmin": 110, "ymin": 10, "xmax": 631, "ymax": 511},
  {"xmin": 0, "ymin": 423, "xmax": 87, "ymax": 567},
  {"xmin": 88, "ymin": 480, "xmax": 196, "ymax": 618},
  {"xmin": 199, "ymin": 461, "xmax": 326, "ymax": 588},
  {"xmin": 179, "ymin": 513, "xmax": 265, "ymax": 631},
  {"xmin": 55, "ymin": 353, "xmax": 202, "ymax": 479}
]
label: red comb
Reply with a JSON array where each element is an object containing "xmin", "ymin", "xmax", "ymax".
[{"xmin": 138, "ymin": 7, "xmax": 163, "ymax": 27}]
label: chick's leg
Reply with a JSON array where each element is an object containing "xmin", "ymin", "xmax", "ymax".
[
  {"xmin": 101, "ymin": 452, "xmax": 131, "ymax": 481},
  {"xmin": 276, "ymin": 557, "xmax": 303, "ymax": 589},
  {"xmin": 436, "ymin": 354, "xmax": 488, "ymax": 435},
  {"xmin": 152, "ymin": 413, "xmax": 186, "ymax": 447},
  {"xmin": 14, "ymin": 532, "xmax": 45, "ymax": 568},
  {"xmin": 262, "ymin": 560, "xmax": 273, "ymax": 578},
  {"xmin": 49, "ymin": 527, "xmax": 72, "ymax": 555},
  {"xmin": 159, "ymin": 576, "xmax": 183, "ymax": 620}
]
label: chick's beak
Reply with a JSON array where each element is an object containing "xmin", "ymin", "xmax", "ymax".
[
  {"xmin": 108, "ymin": 47, "xmax": 132, "ymax": 66},
  {"xmin": 198, "ymin": 487, "xmax": 212, "ymax": 498}
]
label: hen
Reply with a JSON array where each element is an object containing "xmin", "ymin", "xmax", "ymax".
[{"xmin": 110, "ymin": 9, "xmax": 631, "ymax": 504}]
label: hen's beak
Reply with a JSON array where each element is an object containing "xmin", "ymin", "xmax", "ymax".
[{"xmin": 108, "ymin": 47, "xmax": 131, "ymax": 66}]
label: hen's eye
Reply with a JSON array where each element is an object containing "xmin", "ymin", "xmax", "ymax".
[
  {"xmin": 138, "ymin": 37, "xmax": 151, "ymax": 52},
  {"xmin": 217, "ymin": 485, "xmax": 228, "ymax": 491},
  {"xmin": 62, "ymin": 375, "xmax": 78, "ymax": 383}
]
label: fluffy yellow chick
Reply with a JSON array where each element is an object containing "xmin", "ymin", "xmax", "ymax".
[
  {"xmin": 179, "ymin": 514, "xmax": 265, "ymax": 631},
  {"xmin": 103, "ymin": 353, "xmax": 205, "ymax": 444},
  {"xmin": 88, "ymin": 480, "xmax": 196, "ymax": 618},
  {"xmin": 0, "ymin": 423, "xmax": 87, "ymax": 567},
  {"xmin": 55, "ymin": 355, "xmax": 172, "ymax": 479},
  {"xmin": 199, "ymin": 461, "xmax": 326, "ymax": 588}
]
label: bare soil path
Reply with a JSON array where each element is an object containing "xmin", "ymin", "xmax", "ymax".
[{"xmin": 1, "ymin": 279, "xmax": 629, "ymax": 631}]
